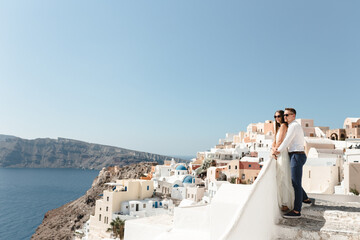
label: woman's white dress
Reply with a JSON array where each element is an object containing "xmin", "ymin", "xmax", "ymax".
[{"xmin": 275, "ymin": 131, "xmax": 294, "ymax": 209}]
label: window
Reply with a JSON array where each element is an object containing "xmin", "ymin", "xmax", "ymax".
[
  {"xmin": 107, "ymin": 197, "xmax": 109, "ymax": 201},
  {"xmin": 131, "ymin": 204, "xmax": 134, "ymax": 208},
  {"xmin": 147, "ymin": 186, "xmax": 149, "ymax": 190},
  {"xmin": 248, "ymin": 164, "xmax": 251, "ymax": 168},
  {"xmin": 106, "ymin": 207, "xmax": 108, "ymax": 212},
  {"xmin": 305, "ymin": 123, "xmax": 309, "ymax": 127},
  {"xmin": 235, "ymin": 166, "xmax": 238, "ymax": 170},
  {"xmin": 242, "ymin": 174, "xmax": 245, "ymax": 180},
  {"xmin": 309, "ymin": 170, "xmax": 311, "ymax": 178},
  {"xmin": 143, "ymin": 204, "xmax": 146, "ymax": 208},
  {"xmin": 126, "ymin": 206, "xmax": 128, "ymax": 209},
  {"xmin": 99, "ymin": 214, "xmax": 101, "ymax": 221},
  {"xmin": 229, "ymin": 165, "xmax": 231, "ymax": 169}
]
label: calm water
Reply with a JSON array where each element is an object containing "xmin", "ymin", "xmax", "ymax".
[{"xmin": 0, "ymin": 168, "xmax": 99, "ymax": 240}]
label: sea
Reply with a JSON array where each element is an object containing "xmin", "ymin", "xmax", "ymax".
[{"xmin": 0, "ymin": 168, "xmax": 99, "ymax": 240}]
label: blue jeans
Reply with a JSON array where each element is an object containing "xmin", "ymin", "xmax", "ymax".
[{"xmin": 289, "ymin": 153, "xmax": 309, "ymax": 212}]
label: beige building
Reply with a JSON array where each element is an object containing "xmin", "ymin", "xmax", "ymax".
[
  {"xmin": 207, "ymin": 167, "xmax": 221, "ymax": 182},
  {"xmin": 344, "ymin": 162, "xmax": 360, "ymax": 194},
  {"xmin": 223, "ymin": 159, "xmax": 241, "ymax": 179},
  {"xmin": 186, "ymin": 186, "xmax": 205, "ymax": 202},
  {"xmin": 297, "ymin": 119, "xmax": 316, "ymax": 137},
  {"xmin": 296, "ymin": 119, "xmax": 329, "ymax": 138},
  {"xmin": 344, "ymin": 118, "xmax": 360, "ymax": 129},
  {"xmin": 244, "ymin": 120, "xmax": 274, "ymax": 143},
  {"xmin": 307, "ymin": 148, "xmax": 343, "ymax": 159},
  {"xmin": 222, "ymin": 159, "xmax": 262, "ymax": 184},
  {"xmin": 327, "ymin": 129, "xmax": 347, "ymax": 141},
  {"xmin": 233, "ymin": 131, "xmax": 246, "ymax": 144},
  {"xmin": 346, "ymin": 127, "xmax": 360, "ymax": 139},
  {"xmin": 304, "ymin": 137, "xmax": 335, "ymax": 155},
  {"xmin": 302, "ymin": 158, "xmax": 342, "ymax": 194},
  {"xmin": 88, "ymin": 179, "xmax": 154, "ymax": 239},
  {"xmin": 326, "ymin": 117, "xmax": 360, "ymax": 140}
]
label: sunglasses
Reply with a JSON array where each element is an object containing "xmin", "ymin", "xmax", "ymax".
[
  {"xmin": 274, "ymin": 115, "xmax": 281, "ymax": 118},
  {"xmin": 284, "ymin": 113, "xmax": 294, "ymax": 117}
]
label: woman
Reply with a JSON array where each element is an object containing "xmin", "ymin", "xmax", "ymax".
[{"xmin": 272, "ymin": 110, "xmax": 294, "ymax": 212}]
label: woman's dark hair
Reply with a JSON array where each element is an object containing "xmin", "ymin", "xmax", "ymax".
[{"xmin": 275, "ymin": 110, "xmax": 288, "ymax": 135}]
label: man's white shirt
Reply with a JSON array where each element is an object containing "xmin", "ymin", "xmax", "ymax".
[{"xmin": 277, "ymin": 120, "xmax": 305, "ymax": 153}]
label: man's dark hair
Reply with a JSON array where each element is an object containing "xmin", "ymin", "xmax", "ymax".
[{"xmin": 285, "ymin": 108, "xmax": 296, "ymax": 115}]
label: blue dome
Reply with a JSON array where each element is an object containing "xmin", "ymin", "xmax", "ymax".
[
  {"xmin": 176, "ymin": 165, "xmax": 187, "ymax": 171},
  {"xmin": 182, "ymin": 175, "xmax": 194, "ymax": 184},
  {"xmin": 173, "ymin": 184, "xmax": 179, "ymax": 188}
]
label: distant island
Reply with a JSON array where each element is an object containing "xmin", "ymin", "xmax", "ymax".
[{"xmin": 0, "ymin": 134, "xmax": 184, "ymax": 170}]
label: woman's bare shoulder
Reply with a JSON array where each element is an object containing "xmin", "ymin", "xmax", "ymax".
[{"xmin": 280, "ymin": 123, "xmax": 288, "ymax": 129}]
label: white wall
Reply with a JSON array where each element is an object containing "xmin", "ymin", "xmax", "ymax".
[
  {"xmin": 212, "ymin": 159, "xmax": 279, "ymax": 240},
  {"xmin": 303, "ymin": 165, "xmax": 339, "ymax": 194},
  {"xmin": 123, "ymin": 159, "xmax": 280, "ymax": 240},
  {"xmin": 171, "ymin": 187, "xmax": 186, "ymax": 200}
]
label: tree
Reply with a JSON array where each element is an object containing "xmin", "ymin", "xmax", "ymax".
[
  {"xmin": 195, "ymin": 158, "xmax": 216, "ymax": 177},
  {"xmin": 107, "ymin": 217, "xmax": 125, "ymax": 239}
]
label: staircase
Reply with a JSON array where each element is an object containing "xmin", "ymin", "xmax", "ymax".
[{"xmin": 275, "ymin": 198, "xmax": 360, "ymax": 239}]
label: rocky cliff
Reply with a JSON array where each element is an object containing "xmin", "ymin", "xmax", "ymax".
[
  {"xmin": 0, "ymin": 135, "xmax": 180, "ymax": 169},
  {"xmin": 31, "ymin": 162, "xmax": 156, "ymax": 240}
]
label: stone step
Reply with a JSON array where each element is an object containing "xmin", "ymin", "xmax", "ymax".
[{"xmin": 275, "ymin": 199, "xmax": 360, "ymax": 239}]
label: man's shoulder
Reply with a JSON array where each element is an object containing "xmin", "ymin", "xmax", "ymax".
[
  {"xmin": 291, "ymin": 120, "xmax": 301, "ymax": 127},
  {"xmin": 289, "ymin": 121, "xmax": 302, "ymax": 131}
]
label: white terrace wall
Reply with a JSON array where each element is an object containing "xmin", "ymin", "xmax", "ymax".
[
  {"xmin": 124, "ymin": 159, "xmax": 280, "ymax": 240},
  {"xmin": 212, "ymin": 158, "xmax": 280, "ymax": 240}
]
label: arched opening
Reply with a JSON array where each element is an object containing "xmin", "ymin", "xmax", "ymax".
[
  {"xmin": 340, "ymin": 133, "xmax": 346, "ymax": 141},
  {"xmin": 330, "ymin": 133, "xmax": 338, "ymax": 140}
]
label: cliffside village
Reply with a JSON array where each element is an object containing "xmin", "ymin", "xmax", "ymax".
[{"xmin": 78, "ymin": 117, "xmax": 360, "ymax": 240}]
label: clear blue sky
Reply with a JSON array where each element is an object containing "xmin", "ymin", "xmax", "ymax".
[{"xmin": 0, "ymin": 1, "xmax": 359, "ymax": 156}]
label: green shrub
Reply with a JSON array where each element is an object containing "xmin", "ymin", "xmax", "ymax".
[{"xmin": 350, "ymin": 188, "xmax": 359, "ymax": 196}]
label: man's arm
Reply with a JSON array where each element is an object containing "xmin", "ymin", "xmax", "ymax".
[{"xmin": 276, "ymin": 123, "xmax": 296, "ymax": 153}]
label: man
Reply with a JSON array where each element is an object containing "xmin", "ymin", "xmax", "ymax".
[{"xmin": 273, "ymin": 108, "xmax": 313, "ymax": 218}]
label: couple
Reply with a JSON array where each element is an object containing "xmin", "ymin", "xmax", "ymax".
[{"xmin": 271, "ymin": 108, "xmax": 313, "ymax": 219}]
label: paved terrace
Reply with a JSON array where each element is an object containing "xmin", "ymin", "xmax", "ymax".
[{"xmin": 276, "ymin": 194, "xmax": 360, "ymax": 240}]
